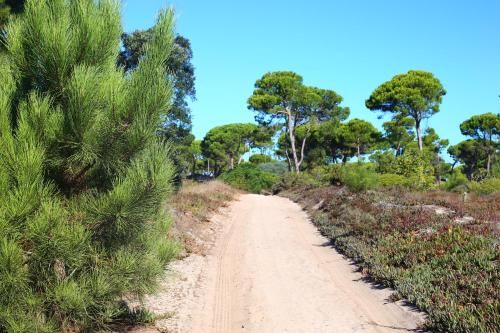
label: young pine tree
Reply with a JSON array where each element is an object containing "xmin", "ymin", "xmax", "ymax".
[{"xmin": 0, "ymin": 1, "xmax": 178, "ymax": 331}]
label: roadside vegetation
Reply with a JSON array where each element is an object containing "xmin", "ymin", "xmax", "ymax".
[
  {"xmin": 170, "ymin": 180, "xmax": 238, "ymax": 223},
  {"xmin": 278, "ymin": 176, "xmax": 499, "ymax": 332},
  {"xmin": 169, "ymin": 180, "xmax": 238, "ymax": 256},
  {"xmin": 0, "ymin": 0, "xmax": 498, "ymax": 332},
  {"xmin": 221, "ymin": 163, "xmax": 278, "ymax": 193}
]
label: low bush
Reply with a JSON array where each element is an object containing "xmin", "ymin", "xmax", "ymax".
[
  {"xmin": 377, "ymin": 173, "xmax": 407, "ymax": 187},
  {"xmin": 221, "ymin": 163, "xmax": 278, "ymax": 193},
  {"xmin": 443, "ymin": 172, "xmax": 470, "ymax": 192},
  {"xmin": 309, "ymin": 164, "xmax": 343, "ymax": 184},
  {"xmin": 258, "ymin": 161, "xmax": 289, "ymax": 175},
  {"xmin": 340, "ymin": 164, "xmax": 379, "ymax": 192},
  {"xmin": 389, "ymin": 188, "xmax": 500, "ymax": 224},
  {"xmin": 470, "ymin": 178, "xmax": 500, "ymax": 195},
  {"xmin": 405, "ymin": 173, "xmax": 436, "ymax": 191},
  {"xmin": 376, "ymin": 228, "xmax": 498, "ymax": 332},
  {"xmin": 271, "ymin": 171, "xmax": 326, "ymax": 193}
]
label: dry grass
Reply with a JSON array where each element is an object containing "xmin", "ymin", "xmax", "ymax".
[
  {"xmin": 390, "ymin": 189, "xmax": 500, "ymax": 225},
  {"xmin": 171, "ymin": 180, "xmax": 239, "ymax": 220},
  {"xmin": 169, "ymin": 180, "xmax": 240, "ymax": 255}
]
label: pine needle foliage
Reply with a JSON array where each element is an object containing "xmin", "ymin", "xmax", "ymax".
[{"xmin": 0, "ymin": 1, "xmax": 178, "ymax": 331}]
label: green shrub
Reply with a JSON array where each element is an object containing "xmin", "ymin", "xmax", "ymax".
[
  {"xmin": 123, "ymin": 308, "xmax": 156, "ymax": 325},
  {"xmin": 390, "ymin": 147, "xmax": 436, "ymax": 190},
  {"xmin": 443, "ymin": 172, "xmax": 470, "ymax": 192},
  {"xmin": 377, "ymin": 173, "xmax": 407, "ymax": 187},
  {"xmin": 491, "ymin": 160, "xmax": 500, "ymax": 178},
  {"xmin": 405, "ymin": 173, "xmax": 436, "ymax": 191},
  {"xmin": 309, "ymin": 164, "xmax": 343, "ymax": 184},
  {"xmin": 340, "ymin": 164, "xmax": 379, "ymax": 192},
  {"xmin": 221, "ymin": 163, "xmax": 278, "ymax": 193},
  {"xmin": 257, "ymin": 161, "xmax": 289, "ymax": 175},
  {"xmin": 470, "ymin": 178, "xmax": 500, "ymax": 194},
  {"xmin": 271, "ymin": 171, "xmax": 325, "ymax": 193},
  {"xmin": 371, "ymin": 150, "xmax": 398, "ymax": 174},
  {"xmin": 249, "ymin": 154, "xmax": 273, "ymax": 164},
  {"xmin": 0, "ymin": 2, "xmax": 178, "ymax": 331}
]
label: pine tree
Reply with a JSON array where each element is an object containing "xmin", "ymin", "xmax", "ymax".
[{"xmin": 0, "ymin": 1, "xmax": 178, "ymax": 331}]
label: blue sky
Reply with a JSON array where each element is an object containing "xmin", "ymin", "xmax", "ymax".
[{"xmin": 122, "ymin": 0, "xmax": 500, "ymax": 155}]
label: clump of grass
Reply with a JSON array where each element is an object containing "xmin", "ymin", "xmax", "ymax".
[
  {"xmin": 126, "ymin": 308, "xmax": 156, "ymax": 325},
  {"xmin": 171, "ymin": 180, "xmax": 238, "ymax": 221},
  {"xmin": 169, "ymin": 180, "xmax": 238, "ymax": 255}
]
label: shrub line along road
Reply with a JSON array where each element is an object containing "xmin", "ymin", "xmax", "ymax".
[{"xmin": 189, "ymin": 194, "xmax": 425, "ymax": 333}]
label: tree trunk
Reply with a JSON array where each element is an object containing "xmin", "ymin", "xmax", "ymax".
[
  {"xmin": 230, "ymin": 156, "xmax": 234, "ymax": 170},
  {"xmin": 450, "ymin": 161, "xmax": 457, "ymax": 173},
  {"xmin": 297, "ymin": 136, "xmax": 307, "ymax": 170},
  {"xmin": 396, "ymin": 142, "xmax": 401, "ymax": 156},
  {"xmin": 487, "ymin": 153, "xmax": 491, "ymax": 176},
  {"xmin": 436, "ymin": 152, "xmax": 441, "ymax": 184},
  {"xmin": 287, "ymin": 110, "xmax": 300, "ymax": 174},
  {"xmin": 416, "ymin": 120, "xmax": 423, "ymax": 151},
  {"xmin": 284, "ymin": 148, "xmax": 292, "ymax": 172},
  {"xmin": 207, "ymin": 159, "xmax": 210, "ymax": 174},
  {"xmin": 356, "ymin": 143, "xmax": 360, "ymax": 159},
  {"xmin": 467, "ymin": 164, "xmax": 474, "ymax": 181}
]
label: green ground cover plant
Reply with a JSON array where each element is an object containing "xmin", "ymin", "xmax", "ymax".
[{"xmin": 279, "ymin": 184, "xmax": 499, "ymax": 332}]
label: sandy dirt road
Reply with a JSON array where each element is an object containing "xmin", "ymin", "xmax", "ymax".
[{"xmin": 187, "ymin": 194, "xmax": 425, "ymax": 333}]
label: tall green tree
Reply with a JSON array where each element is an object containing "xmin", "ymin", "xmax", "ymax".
[
  {"xmin": 201, "ymin": 123, "xmax": 265, "ymax": 175},
  {"xmin": 316, "ymin": 120, "xmax": 347, "ymax": 163},
  {"xmin": 423, "ymin": 128, "xmax": 449, "ymax": 182},
  {"xmin": 118, "ymin": 31, "xmax": 196, "ymax": 144},
  {"xmin": 0, "ymin": 1, "xmax": 178, "ymax": 331},
  {"xmin": 277, "ymin": 123, "xmax": 325, "ymax": 169},
  {"xmin": 366, "ymin": 70, "xmax": 446, "ymax": 151},
  {"xmin": 278, "ymin": 118, "xmax": 380, "ymax": 168},
  {"xmin": 339, "ymin": 118, "xmax": 381, "ymax": 160},
  {"xmin": 187, "ymin": 139, "xmax": 202, "ymax": 175},
  {"xmin": 248, "ymin": 71, "xmax": 348, "ymax": 173},
  {"xmin": 448, "ymin": 140, "xmax": 489, "ymax": 180},
  {"xmin": 382, "ymin": 115, "xmax": 415, "ymax": 156},
  {"xmin": 459, "ymin": 112, "xmax": 499, "ymax": 176}
]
